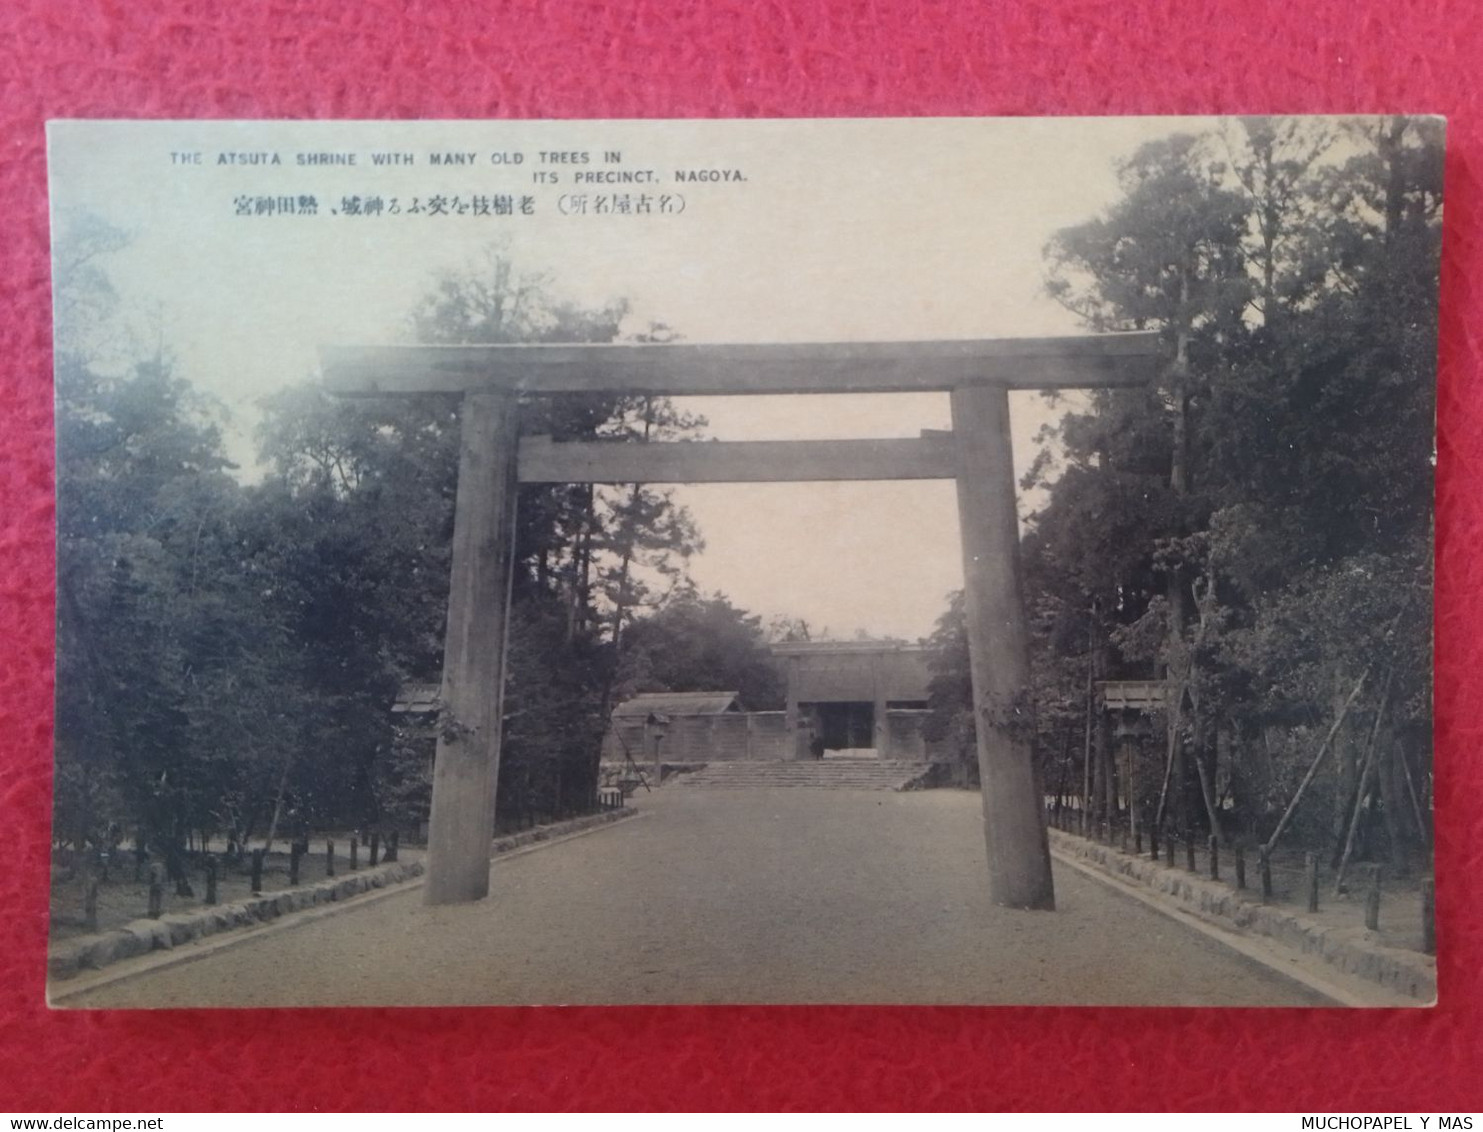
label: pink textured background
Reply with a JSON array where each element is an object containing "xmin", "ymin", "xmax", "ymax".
[{"xmin": 2, "ymin": 0, "xmax": 1480, "ymax": 1113}]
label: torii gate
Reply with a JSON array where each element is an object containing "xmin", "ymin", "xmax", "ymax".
[{"xmin": 322, "ymin": 333, "xmax": 1160, "ymax": 910}]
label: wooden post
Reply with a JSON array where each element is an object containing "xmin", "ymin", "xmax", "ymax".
[
  {"xmin": 251, "ymin": 848, "xmax": 264, "ymax": 895},
  {"xmin": 1098, "ymin": 709, "xmax": 1115, "ymax": 847},
  {"xmin": 1259, "ymin": 848, "xmax": 1273, "ymax": 902},
  {"xmin": 951, "ymin": 384, "xmax": 1055, "ymax": 910},
  {"xmin": 147, "ymin": 864, "xmax": 163, "ymax": 919},
  {"xmin": 84, "ymin": 873, "xmax": 99, "ymax": 933},
  {"xmin": 873, "ymin": 654, "xmax": 891, "ymax": 759},
  {"xmin": 1149, "ymin": 824, "xmax": 1159, "ymax": 862},
  {"xmin": 1235, "ymin": 845, "xmax": 1246, "ymax": 890},
  {"xmin": 1421, "ymin": 878, "xmax": 1435, "ymax": 955},
  {"xmin": 1164, "ymin": 834, "xmax": 1175, "ymax": 868},
  {"xmin": 370, "ymin": 832, "xmax": 381, "ymax": 867},
  {"xmin": 205, "ymin": 855, "xmax": 218, "ymax": 905},
  {"xmin": 783, "ymin": 656, "xmax": 803, "ymax": 761},
  {"xmin": 289, "ymin": 843, "xmax": 301, "ymax": 886},
  {"xmin": 1305, "ymin": 852, "xmax": 1320, "ymax": 913},
  {"xmin": 387, "ymin": 831, "xmax": 399, "ymax": 863},
  {"xmin": 1364, "ymin": 864, "xmax": 1382, "ymax": 932},
  {"xmin": 1208, "ymin": 835, "xmax": 1219, "ymax": 881},
  {"xmin": 350, "ymin": 837, "xmax": 359, "ymax": 872},
  {"xmin": 425, "ymin": 392, "xmax": 521, "ymax": 905},
  {"xmin": 326, "ymin": 839, "xmax": 335, "ymax": 878},
  {"xmin": 1126, "ymin": 740, "xmax": 1138, "ymax": 855},
  {"xmin": 1185, "ymin": 836, "xmax": 1196, "ymax": 873}
]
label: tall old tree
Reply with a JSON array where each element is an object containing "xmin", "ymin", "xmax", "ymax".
[
  {"xmin": 255, "ymin": 245, "xmax": 705, "ymax": 824},
  {"xmin": 1027, "ymin": 118, "xmax": 1438, "ymax": 862}
]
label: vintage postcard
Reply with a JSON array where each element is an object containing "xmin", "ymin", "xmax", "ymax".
[{"xmin": 45, "ymin": 117, "xmax": 1440, "ymax": 1007}]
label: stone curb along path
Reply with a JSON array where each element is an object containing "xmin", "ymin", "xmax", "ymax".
[
  {"xmin": 47, "ymin": 859, "xmax": 427, "ymax": 983},
  {"xmin": 48, "ymin": 808, "xmax": 639, "ymax": 985},
  {"xmin": 1047, "ymin": 829, "xmax": 1436, "ymax": 1003}
]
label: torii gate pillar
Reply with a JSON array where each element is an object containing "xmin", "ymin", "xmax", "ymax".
[
  {"xmin": 323, "ymin": 332, "xmax": 1158, "ymax": 910},
  {"xmin": 423, "ymin": 392, "xmax": 520, "ymax": 905},
  {"xmin": 952, "ymin": 384, "xmax": 1054, "ymax": 909}
]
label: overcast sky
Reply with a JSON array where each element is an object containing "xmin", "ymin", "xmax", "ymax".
[{"xmin": 49, "ymin": 117, "xmax": 1211, "ymax": 640}]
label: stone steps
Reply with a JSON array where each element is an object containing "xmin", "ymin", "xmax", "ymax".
[{"xmin": 675, "ymin": 760, "xmax": 934, "ymax": 791}]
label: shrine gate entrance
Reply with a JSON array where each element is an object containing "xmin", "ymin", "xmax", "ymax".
[{"xmin": 323, "ymin": 334, "xmax": 1159, "ymax": 911}]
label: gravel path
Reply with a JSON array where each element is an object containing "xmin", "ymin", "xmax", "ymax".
[{"xmin": 64, "ymin": 788, "xmax": 1328, "ymax": 1008}]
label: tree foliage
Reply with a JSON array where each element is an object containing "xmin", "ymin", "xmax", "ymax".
[
  {"xmin": 614, "ymin": 588, "xmax": 785, "ymax": 711},
  {"xmin": 981, "ymin": 117, "xmax": 1441, "ymax": 862},
  {"xmin": 54, "ymin": 225, "xmax": 303, "ymax": 863},
  {"xmin": 54, "ymin": 233, "xmax": 725, "ymax": 857}
]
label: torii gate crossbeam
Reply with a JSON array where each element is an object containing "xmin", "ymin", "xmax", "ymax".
[{"xmin": 321, "ymin": 333, "xmax": 1161, "ymax": 910}]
